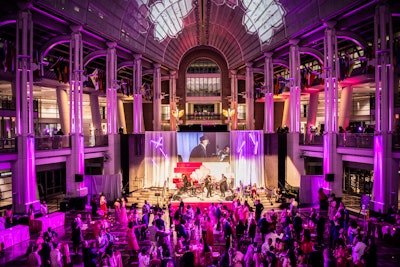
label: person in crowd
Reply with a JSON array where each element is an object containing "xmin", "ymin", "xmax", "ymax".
[
  {"xmin": 224, "ymin": 217, "xmax": 233, "ymax": 250},
  {"xmin": 71, "ymin": 214, "xmax": 83, "ymax": 254},
  {"xmin": 254, "ymin": 199, "xmax": 264, "ymax": 222},
  {"xmin": 318, "ymin": 188, "xmax": 328, "ymax": 211},
  {"xmin": 138, "ymin": 247, "xmax": 150, "ymax": 267},
  {"xmin": 90, "ymin": 194, "xmax": 98, "ymax": 217},
  {"xmin": 352, "ymin": 235, "xmax": 367, "ymax": 265},
  {"xmin": 120, "ymin": 197, "xmax": 128, "ymax": 224},
  {"xmin": 49, "ymin": 242, "xmax": 62, "ymax": 267},
  {"xmin": 28, "ymin": 204, "xmax": 35, "ymax": 222},
  {"xmin": 44, "ymin": 227, "xmax": 58, "ymax": 243},
  {"xmin": 99, "ymin": 193, "xmax": 108, "ymax": 218},
  {"xmin": 40, "ymin": 200, "xmax": 48, "ymax": 216},
  {"xmin": 289, "ymin": 198, "xmax": 298, "ymax": 217},
  {"xmin": 27, "ymin": 245, "xmax": 42, "ymax": 267},
  {"xmin": 181, "ymin": 245, "xmax": 195, "ymax": 267},
  {"xmin": 333, "ymin": 238, "xmax": 349, "ymax": 267}
]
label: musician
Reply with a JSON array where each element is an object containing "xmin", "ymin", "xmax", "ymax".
[
  {"xmin": 189, "ymin": 180, "xmax": 196, "ymax": 196},
  {"xmin": 182, "ymin": 174, "xmax": 189, "ymax": 192},
  {"xmin": 205, "ymin": 175, "xmax": 212, "ymax": 198},
  {"xmin": 220, "ymin": 175, "xmax": 228, "ymax": 197}
]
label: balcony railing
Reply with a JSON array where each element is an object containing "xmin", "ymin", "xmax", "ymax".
[
  {"xmin": 0, "ymin": 138, "xmax": 17, "ymax": 153},
  {"xmin": 337, "ymin": 133, "xmax": 374, "ymax": 148},
  {"xmin": 185, "ymin": 113, "xmax": 223, "ymax": 121},
  {"xmin": 300, "ymin": 133, "xmax": 375, "ymax": 148},
  {"xmin": 299, "ymin": 133, "xmax": 324, "ymax": 146},
  {"xmin": 35, "ymin": 135, "xmax": 71, "ymax": 150},
  {"xmin": 84, "ymin": 135, "xmax": 108, "ymax": 147}
]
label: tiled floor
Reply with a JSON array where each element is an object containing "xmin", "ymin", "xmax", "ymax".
[{"xmin": 1, "ymin": 196, "xmax": 400, "ymax": 266}]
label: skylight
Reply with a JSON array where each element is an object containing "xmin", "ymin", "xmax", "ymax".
[
  {"xmin": 241, "ymin": 0, "xmax": 286, "ymax": 44},
  {"xmin": 148, "ymin": 0, "xmax": 194, "ymax": 42},
  {"xmin": 141, "ymin": 0, "xmax": 285, "ymax": 43}
]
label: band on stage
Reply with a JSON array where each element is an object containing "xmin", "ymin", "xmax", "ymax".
[{"xmin": 179, "ymin": 174, "xmax": 232, "ymax": 198}]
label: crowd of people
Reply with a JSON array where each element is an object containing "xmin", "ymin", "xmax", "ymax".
[{"xmin": 17, "ymin": 187, "xmax": 400, "ymax": 267}]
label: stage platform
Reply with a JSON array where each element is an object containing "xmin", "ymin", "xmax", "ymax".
[{"xmin": 170, "ymin": 189, "xmax": 234, "ymax": 211}]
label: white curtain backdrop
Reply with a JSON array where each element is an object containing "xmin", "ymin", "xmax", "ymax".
[
  {"xmin": 231, "ymin": 130, "xmax": 264, "ymax": 187},
  {"xmin": 84, "ymin": 174, "xmax": 122, "ymax": 201},
  {"xmin": 144, "ymin": 131, "xmax": 177, "ymax": 188}
]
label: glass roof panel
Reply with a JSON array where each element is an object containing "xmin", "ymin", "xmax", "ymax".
[{"xmin": 148, "ymin": 0, "xmax": 194, "ymax": 41}]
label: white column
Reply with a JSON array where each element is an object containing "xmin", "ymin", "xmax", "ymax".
[
  {"xmin": 13, "ymin": 3, "xmax": 39, "ymax": 213},
  {"xmin": 373, "ymin": 2, "xmax": 396, "ymax": 212},
  {"xmin": 67, "ymin": 25, "xmax": 86, "ymax": 198},
  {"xmin": 289, "ymin": 40, "xmax": 301, "ymax": 133},
  {"xmin": 245, "ymin": 62, "xmax": 254, "ymax": 130},
  {"xmin": 323, "ymin": 21, "xmax": 342, "ymax": 197},
  {"xmin": 106, "ymin": 42, "xmax": 118, "ymax": 135},
  {"xmin": 338, "ymin": 86, "xmax": 353, "ymax": 130},
  {"xmin": 306, "ymin": 92, "xmax": 319, "ymax": 139},
  {"xmin": 153, "ymin": 63, "xmax": 162, "ymax": 130},
  {"xmin": 282, "ymin": 97, "xmax": 290, "ymax": 128},
  {"xmin": 56, "ymin": 86, "xmax": 70, "ymax": 135},
  {"xmin": 133, "ymin": 54, "xmax": 143, "ymax": 133},
  {"xmin": 117, "ymin": 98, "xmax": 127, "ymax": 134},
  {"xmin": 89, "ymin": 93, "xmax": 102, "ymax": 133},
  {"xmin": 169, "ymin": 71, "xmax": 178, "ymax": 131},
  {"xmin": 264, "ymin": 53, "xmax": 274, "ymax": 133},
  {"xmin": 230, "ymin": 70, "xmax": 238, "ymax": 130}
]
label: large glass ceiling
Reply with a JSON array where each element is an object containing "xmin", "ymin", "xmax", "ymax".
[
  {"xmin": 148, "ymin": 0, "xmax": 194, "ymax": 41},
  {"xmin": 141, "ymin": 0, "xmax": 285, "ymax": 43},
  {"xmin": 241, "ymin": 0, "xmax": 286, "ymax": 44}
]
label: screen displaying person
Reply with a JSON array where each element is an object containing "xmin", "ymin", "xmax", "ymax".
[{"xmin": 189, "ymin": 135, "xmax": 209, "ymax": 162}]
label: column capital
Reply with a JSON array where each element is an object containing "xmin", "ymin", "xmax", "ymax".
[
  {"xmin": 106, "ymin": 41, "xmax": 117, "ymax": 48},
  {"xmin": 323, "ymin": 20, "xmax": 337, "ymax": 29},
  {"xmin": 264, "ymin": 52, "xmax": 274, "ymax": 58},
  {"xmin": 153, "ymin": 63, "xmax": 161, "ymax": 69},
  {"xmin": 230, "ymin": 69, "xmax": 237, "ymax": 75},
  {"xmin": 17, "ymin": 1, "xmax": 32, "ymax": 11},
  {"xmin": 133, "ymin": 54, "xmax": 142, "ymax": 60},
  {"xmin": 288, "ymin": 39, "xmax": 300, "ymax": 46},
  {"xmin": 246, "ymin": 62, "xmax": 253, "ymax": 68},
  {"xmin": 70, "ymin": 25, "xmax": 82, "ymax": 33}
]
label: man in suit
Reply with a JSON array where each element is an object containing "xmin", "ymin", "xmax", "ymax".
[{"xmin": 189, "ymin": 135, "xmax": 209, "ymax": 161}]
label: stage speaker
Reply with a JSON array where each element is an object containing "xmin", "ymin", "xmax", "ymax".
[
  {"xmin": 325, "ymin": 173, "xmax": 334, "ymax": 182},
  {"xmin": 60, "ymin": 201, "xmax": 69, "ymax": 212},
  {"xmin": 73, "ymin": 196, "xmax": 87, "ymax": 210},
  {"xmin": 75, "ymin": 174, "xmax": 84, "ymax": 182}
]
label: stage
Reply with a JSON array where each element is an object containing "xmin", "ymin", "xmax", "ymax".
[{"xmin": 170, "ymin": 188, "xmax": 234, "ymax": 211}]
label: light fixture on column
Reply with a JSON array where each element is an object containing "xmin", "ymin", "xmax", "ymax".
[
  {"xmin": 223, "ymin": 108, "xmax": 235, "ymax": 130},
  {"xmin": 171, "ymin": 107, "xmax": 184, "ymax": 125}
]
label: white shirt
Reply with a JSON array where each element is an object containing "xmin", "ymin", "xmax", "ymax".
[
  {"xmin": 352, "ymin": 241, "xmax": 367, "ymax": 263},
  {"xmin": 138, "ymin": 253, "xmax": 150, "ymax": 267},
  {"xmin": 50, "ymin": 248, "xmax": 62, "ymax": 267}
]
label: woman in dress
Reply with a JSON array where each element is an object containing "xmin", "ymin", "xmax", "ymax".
[
  {"xmin": 99, "ymin": 194, "xmax": 108, "ymax": 218},
  {"xmin": 120, "ymin": 197, "xmax": 128, "ymax": 224},
  {"xmin": 127, "ymin": 221, "xmax": 144, "ymax": 257}
]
